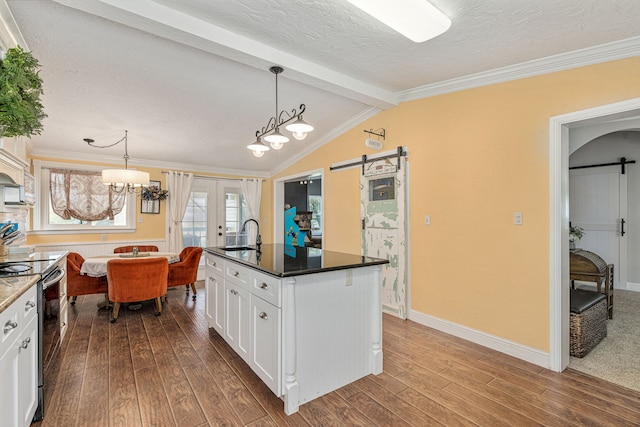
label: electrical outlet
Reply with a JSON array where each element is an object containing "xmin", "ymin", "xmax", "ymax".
[
  {"xmin": 346, "ymin": 270, "xmax": 352, "ymax": 286},
  {"xmin": 101, "ymin": 234, "xmax": 107, "ymax": 241},
  {"xmin": 424, "ymin": 215, "xmax": 430, "ymax": 225},
  {"xmin": 138, "ymin": 216, "xmax": 143, "ymax": 223}
]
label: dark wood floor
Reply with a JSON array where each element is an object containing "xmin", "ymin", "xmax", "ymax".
[{"xmin": 34, "ymin": 283, "xmax": 640, "ymax": 427}]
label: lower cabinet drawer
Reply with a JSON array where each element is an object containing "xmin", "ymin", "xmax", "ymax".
[
  {"xmin": 225, "ymin": 263, "xmax": 250, "ymax": 290},
  {"xmin": 251, "ymin": 270, "xmax": 281, "ymax": 307}
]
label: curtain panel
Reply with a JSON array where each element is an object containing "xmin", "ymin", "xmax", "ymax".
[{"xmin": 49, "ymin": 168, "xmax": 125, "ymax": 221}]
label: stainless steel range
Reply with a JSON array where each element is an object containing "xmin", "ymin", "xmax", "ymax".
[{"xmin": 0, "ymin": 255, "xmax": 66, "ymax": 422}]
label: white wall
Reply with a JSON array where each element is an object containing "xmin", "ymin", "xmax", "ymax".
[{"xmin": 569, "ymin": 130, "xmax": 640, "ymax": 283}]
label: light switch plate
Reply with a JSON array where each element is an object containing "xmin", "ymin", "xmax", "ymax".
[{"xmin": 513, "ymin": 212, "xmax": 523, "ymax": 225}]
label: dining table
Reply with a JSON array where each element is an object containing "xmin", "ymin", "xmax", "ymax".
[{"xmin": 80, "ymin": 251, "xmax": 180, "ymax": 277}]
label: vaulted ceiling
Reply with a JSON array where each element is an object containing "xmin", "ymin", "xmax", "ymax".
[{"xmin": 4, "ymin": 0, "xmax": 640, "ymax": 176}]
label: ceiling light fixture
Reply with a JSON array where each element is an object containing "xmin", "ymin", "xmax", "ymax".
[
  {"xmin": 248, "ymin": 66, "xmax": 314, "ymax": 157},
  {"xmin": 85, "ymin": 130, "xmax": 150, "ymax": 193},
  {"xmin": 345, "ymin": 0, "xmax": 451, "ymax": 43}
]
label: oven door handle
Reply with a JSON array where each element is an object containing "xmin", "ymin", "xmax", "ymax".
[{"xmin": 42, "ymin": 268, "xmax": 65, "ymax": 290}]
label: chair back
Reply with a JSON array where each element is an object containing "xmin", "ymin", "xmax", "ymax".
[
  {"xmin": 114, "ymin": 245, "xmax": 159, "ymax": 253},
  {"xmin": 107, "ymin": 257, "xmax": 168, "ymax": 303},
  {"xmin": 67, "ymin": 252, "xmax": 85, "ymax": 273},
  {"xmin": 167, "ymin": 247, "xmax": 203, "ymax": 286}
]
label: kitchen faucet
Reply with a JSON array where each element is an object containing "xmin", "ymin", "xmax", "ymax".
[{"xmin": 241, "ymin": 218, "xmax": 261, "ymax": 249}]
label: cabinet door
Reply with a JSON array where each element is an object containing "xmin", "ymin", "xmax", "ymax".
[
  {"xmin": 225, "ymin": 281, "xmax": 251, "ymax": 362},
  {"xmin": 0, "ymin": 335, "xmax": 19, "ymax": 427},
  {"xmin": 206, "ymin": 273, "xmax": 225, "ymax": 335},
  {"xmin": 250, "ymin": 295, "xmax": 281, "ymax": 396},
  {"xmin": 18, "ymin": 316, "xmax": 38, "ymax": 427}
]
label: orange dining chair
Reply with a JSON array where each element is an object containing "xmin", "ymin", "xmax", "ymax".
[
  {"xmin": 167, "ymin": 247, "xmax": 203, "ymax": 300},
  {"xmin": 106, "ymin": 257, "xmax": 168, "ymax": 323},
  {"xmin": 113, "ymin": 245, "xmax": 159, "ymax": 253},
  {"xmin": 67, "ymin": 252, "xmax": 109, "ymax": 306}
]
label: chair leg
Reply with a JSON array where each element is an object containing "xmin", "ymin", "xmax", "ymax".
[
  {"xmin": 155, "ymin": 297, "xmax": 163, "ymax": 315},
  {"xmin": 110, "ymin": 302, "xmax": 121, "ymax": 323},
  {"xmin": 70, "ymin": 296, "xmax": 77, "ymax": 306},
  {"xmin": 185, "ymin": 284, "xmax": 190, "ymax": 295},
  {"xmin": 190, "ymin": 283, "xmax": 197, "ymax": 300}
]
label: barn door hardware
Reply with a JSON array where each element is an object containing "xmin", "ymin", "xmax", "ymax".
[
  {"xmin": 569, "ymin": 157, "xmax": 635, "ymax": 174},
  {"xmin": 621, "ymin": 218, "xmax": 626, "ymax": 236},
  {"xmin": 329, "ymin": 146, "xmax": 407, "ymax": 175}
]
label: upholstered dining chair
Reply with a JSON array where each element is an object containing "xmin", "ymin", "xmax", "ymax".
[
  {"xmin": 167, "ymin": 246, "xmax": 203, "ymax": 300},
  {"xmin": 67, "ymin": 252, "xmax": 109, "ymax": 306},
  {"xmin": 106, "ymin": 257, "xmax": 168, "ymax": 323},
  {"xmin": 113, "ymin": 245, "xmax": 159, "ymax": 253}
]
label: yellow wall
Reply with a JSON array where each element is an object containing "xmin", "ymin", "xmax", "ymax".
[{"xmin": 274, "ymin": 57, "xmax": 640, "ymax": 351}]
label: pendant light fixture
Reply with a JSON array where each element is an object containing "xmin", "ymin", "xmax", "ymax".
[
  {"xmin": 85, "ymin": 130, "xmax": 150, "ymax": 193},
  {"xmin": 248, "ymin": 66, "xmax": 314, "ymax": 157}
]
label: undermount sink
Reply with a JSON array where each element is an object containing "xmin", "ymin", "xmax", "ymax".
[{"xmin": 222, "ymin": 246, "xmax": 256, "ymax": 251}]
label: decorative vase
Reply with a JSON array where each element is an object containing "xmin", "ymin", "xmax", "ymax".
[{"xmin": 569, "ymin": 240, "xmax": 576, "ymax": 250}]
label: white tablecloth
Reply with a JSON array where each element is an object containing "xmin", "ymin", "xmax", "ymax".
[{"xmin": 80, "ymin": 252, "xmax": 179, "ymax": 277}]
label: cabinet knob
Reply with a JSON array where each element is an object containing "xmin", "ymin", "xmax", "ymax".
[
  {"xmin": 233, "ymin": 271, "xmax": 240, "ymax": 277},
  {"xmin": 209, "ymin": 277, "xmax": 214, "ymax": 281},
  {"xmin": 260, "ymin": 283, "xmax": 268, "ymax": 290},
  {"xmin": 230, "ymin": 289, "xmax": 238, "ymax": 295},
  {"xmin": 258, "ymin": 312, "xmax": 268, "ymax": 320},
  {"xmin": 25, "ymin": 300, "xmax": 36, "ymax": 310},
  {"xmin": 4, "ymin": 320, "xmax": 18, "ymax": 334},
  {"xmin": 20, "ymin": 337, "xmax": 31, "ymax": 349}
]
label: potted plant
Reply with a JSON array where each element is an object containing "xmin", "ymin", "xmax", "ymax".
[
  {"xmin": 569, "ymin": 225, "xmax": 584, "ymax": 250},
  {"xmin": 0, "ymin": 45, "xmax": 47, "ymax": 138}
]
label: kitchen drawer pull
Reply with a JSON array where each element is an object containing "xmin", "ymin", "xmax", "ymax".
[
  {"xmin": 20, "ymin": 337, "xmax": 31, "ymax": 349},
  {"xmin": 209, "ymin": 276, "xmax": 215, "ymax": 281},
  {"xmin": 259, "ymin": 282, "xmax": 268, "ymax": 290},
  {"xmin": 233, "ymin": 271, "xmax": 240, "ymax": 277},
  {"xmin": 25, "ymin": 300, "xmax": 36, "ymax": 310},
  {"xmin": 4, "ymin": 320, "xmax": 18, "ymax": 334},
  {"xmin": 258, "ymin": 312, "xmax": 268, "ymax": 320},
  {"xmin": 230, "ymin": 289, "xmax": 238, "ymax": 295}
]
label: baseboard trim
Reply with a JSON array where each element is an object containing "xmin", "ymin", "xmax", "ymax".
[
  {"xmin": 408, "ymin": 309, "xmax": 550, "ymax": 369},
  {"xmin": 626, "ymin": 282, "xmax": 640, "ymax": 292}
]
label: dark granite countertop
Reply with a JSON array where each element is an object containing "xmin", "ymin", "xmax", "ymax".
[{"xmin": 204, "ymin": 244, "xmax": 388, "ymax": 278}]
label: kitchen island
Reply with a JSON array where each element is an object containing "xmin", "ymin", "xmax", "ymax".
[{"xmin": 204, "ymin": 244, "xmax": 388, "ymax": 415}]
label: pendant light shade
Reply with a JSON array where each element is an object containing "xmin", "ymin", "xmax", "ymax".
[
  {"xmin": 265, "ymin": 127, "xmax": 289, "ymax": 148},
  {"xmin": 247, "ymin": 137, "xmax": 270, "ymax": 157},
  {"xmin": 285, "ymin": 115, "xmax": 314, "ymax": 140}
]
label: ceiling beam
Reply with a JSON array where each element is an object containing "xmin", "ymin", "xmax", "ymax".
[{"xmin": 52, "ymin": 0, "xmax": 397, "ymax": 109}]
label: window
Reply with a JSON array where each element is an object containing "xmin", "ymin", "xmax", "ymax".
[
  {"xmin": 182, "ymin": 191, "xmax": 208, "ymax": 247},
  {"xmin": 32, "ymin": 160, "xmax": 137, "ymax": 234},
  {"xmin": 225, "ymin": 190, "xmax": 249, "ymax": 246}
]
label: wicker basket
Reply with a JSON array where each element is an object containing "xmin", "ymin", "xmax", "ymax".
[{"xmin": 570, "ymin": 297, "xmax": 607, "ymax": 358}]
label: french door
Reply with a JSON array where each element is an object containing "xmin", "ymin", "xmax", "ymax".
[{"xmin": 181, "ymin": 178, "xmax": 249, "ymax": 279}]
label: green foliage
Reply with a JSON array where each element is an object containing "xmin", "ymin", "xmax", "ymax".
[{"xmin": 0, "ymin": 45, "xmax": 47, "ymax": 137}]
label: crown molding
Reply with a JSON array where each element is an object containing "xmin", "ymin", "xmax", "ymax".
[
  {"xmin": 28, "ymin": 148, "xmax": 271, "ymax": 178},
  {"xmin": 397, "ymin": 36, "xmax": 640, "ymax": 103},
  {"xmin": 0, "ymin": 0, "xmax": 28, "ymax": 50},
  {"xmin": 270, "ymin": 106, "xmax": 381, "ymax": 176}
]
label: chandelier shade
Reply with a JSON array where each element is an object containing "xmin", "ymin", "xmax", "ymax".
[
  {"xmin": 85, "ymin": 130, "xmax": 150, "ymax": 193},
  {"xmin": 102, "ymin": 168, "xmax": 150, "ymax": 188},
  {"xmin": 249, "ymin": 66, "xmax": 313, "ymax": 157}
]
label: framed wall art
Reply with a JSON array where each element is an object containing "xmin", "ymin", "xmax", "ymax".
[{"xmin": 141, "ymin": 180, "xmax": 162, "ymax": 214}]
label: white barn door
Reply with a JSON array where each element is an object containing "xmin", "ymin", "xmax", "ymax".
[
  {"xmin": 360, "ymin": 156, "xmax": 407, "ymax": 318},
  {"xmin": 569, "ymin": 165, "xmax": 627, "ymax": 288}
]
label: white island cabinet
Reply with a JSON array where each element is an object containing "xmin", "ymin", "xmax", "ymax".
[
  {"xmin": 204, "ymin": 244, "xmax": 387, "ymax": 415},
  {"xmin": 0, "ymin": 283, "xmax": 38, "ymax": 427}
]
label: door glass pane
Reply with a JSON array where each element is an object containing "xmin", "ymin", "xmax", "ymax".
[
  {"xmin": 182, "ymin": 191, "xmax": 208, "ymax": 248},
  {"xmin": 225, "ymin": 190, "xmax": 249, "ymax": 246}
]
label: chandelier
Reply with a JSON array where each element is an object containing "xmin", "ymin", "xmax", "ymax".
[
  {"xmin": 85, "ymin": 130, "xmax": 150, "ymax": 193},
  {"xmin": 247, "ymin": 66, "xmax": 314, "ymax": 157}
]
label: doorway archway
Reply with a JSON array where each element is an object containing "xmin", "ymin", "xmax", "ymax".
[{"xmin": 549, "ymin": 98, "xmax": 640, "ymax": 371}]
